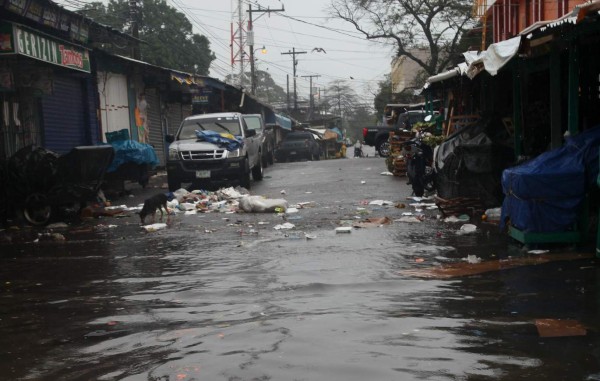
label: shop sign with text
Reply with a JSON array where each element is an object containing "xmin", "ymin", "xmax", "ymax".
[{"xmin": 0, "ymin": 22, "xmax": 90, "ymax": 73}]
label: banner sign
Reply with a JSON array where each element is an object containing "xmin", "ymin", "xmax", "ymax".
[{"xmin": 0, "ymin": 22, "xmax": 90, "ymax": 73}]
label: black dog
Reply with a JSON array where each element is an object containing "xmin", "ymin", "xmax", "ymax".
[{"xmin": 139, "ymin": 193, "xmax": 170, "ymax": 225}]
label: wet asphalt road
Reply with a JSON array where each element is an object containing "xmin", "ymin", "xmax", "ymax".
[{"xmin": 1, "ymin": 153, "xmax": 600, "ymax": 381}]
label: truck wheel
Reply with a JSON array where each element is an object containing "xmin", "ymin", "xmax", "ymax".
[
  {"xmin": 167, "ymin": 176, "xmax": 181, "ymax": 192},
  {"xmin": 268, "ymin": 147, "xmax": 275, "ymax": 165},
  {"xmin": 252, "ymin": 156, "xmax": 264, "ymax": 181},
  {"xmin": 240, "ymin": 159, "xmax": 252, "ymax": 189},
  {"xmin": 377, "ymin": 140, "xmax": 391, "ymax": 157}
]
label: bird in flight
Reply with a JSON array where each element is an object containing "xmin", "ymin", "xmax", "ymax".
[{"xmin": 312, "ymin": 47, "xmax": 326, "ymax": 53}]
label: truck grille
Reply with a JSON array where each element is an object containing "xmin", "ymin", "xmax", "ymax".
[{"xmin": 180, "ymin": 150, "xmax": 225, "ymax": 160}]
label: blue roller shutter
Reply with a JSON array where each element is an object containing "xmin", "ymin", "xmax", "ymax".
[{"xmin": 41, "ymin": 76, "xmax": 86, "ymax": 154}]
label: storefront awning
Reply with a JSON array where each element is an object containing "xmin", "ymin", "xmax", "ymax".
[
  {"xmin": 171, "ymin": 72, "xmax": 196, "ymax": 85},
  {"xmin": 275, "ymin": 114, "xmax": 292, "ymax": 130}
]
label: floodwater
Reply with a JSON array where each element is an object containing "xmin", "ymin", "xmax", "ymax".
[{"xmin": 1, "ymin": 156, "xmax": 599, "ymax": 381}]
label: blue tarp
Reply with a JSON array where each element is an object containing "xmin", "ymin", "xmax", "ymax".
[
  {"xmin": 195, "ymin": 130, "xmax": 243, "ymax": 151},
  {"xmin": 106, "ymin": 140, "xmax": 159, "ymax": 173},
  {"xmin": 501, "ymin": 126, "xmax": 600, "ymax": 232}
]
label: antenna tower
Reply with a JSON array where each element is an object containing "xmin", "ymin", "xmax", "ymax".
[{"xmin": 230, "ymin": 0, "xmax": 247, "ymax": 87}]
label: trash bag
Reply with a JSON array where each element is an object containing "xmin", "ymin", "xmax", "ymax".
[{"xmin": 239, "ymin": 195, "xmax": 288, "ymax": 213}]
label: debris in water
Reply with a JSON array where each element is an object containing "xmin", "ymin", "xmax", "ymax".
[
  {"xmin": 399, "ymin": 252, "xmax": 593, "ymax": 279},
  {"xmin": 456, "ymin": 224, "xmax": 477, "ymax": 235},
  {"xmin": 353, "ymin": 217, "xmax": 392, "ymax": 228},
  {"xmin": 464, "ymin": 255, "xmax": 482, "ymax": 264},
  {"xmin": 535, "ymin": 319, "xmax": 587, "ymax": 337}
]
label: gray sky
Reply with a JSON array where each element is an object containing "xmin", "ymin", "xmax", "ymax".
[
  {"xmin": 172, "ymin": 0, "xmax": 394, "ymax": 105},
  {"xmin": 58, "ymin": 0, "xmax": 395, "ymax": 104}
]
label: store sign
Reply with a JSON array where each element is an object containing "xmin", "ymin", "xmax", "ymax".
[
  {"xmin": 0, "ymin": 23, "xmax": 90, "ymax": 73},
  {"xmin": 192, "ymin": 87, "xmax": 212, "ymax": 105}
]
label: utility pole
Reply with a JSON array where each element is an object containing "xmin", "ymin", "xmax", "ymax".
[
  {"xmin": 282, "ymin": 48, "xmax": 307, "ymax": 110},
  {"xmin": 301, "ymin": 74, "xmax": 320, "ymax": 119},
  {"xmin": 247, "ymin": 4, "xmax": 284, "ymax": 95},
  {"xmin": 129, "ymin": 0, "xmax": 140, "ymax": 59}
]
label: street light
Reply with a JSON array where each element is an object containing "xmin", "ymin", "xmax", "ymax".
[{"xmin": 250, "ymin": 45, "xmax": 267, "ymax": 95}]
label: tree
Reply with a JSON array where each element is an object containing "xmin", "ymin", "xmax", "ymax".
[
  {"xmin": 223, "ymin": 70, "xmax": 286, "ymax": 104},
  {"xmin": 79, "ymin": 0, "xmax": 215, "ymax": 75},
  {"xmin": 322, "ymin": 80, "xmax": 375, "ymax": 140},
  {"xmin": 254, "ymin": 70, "xmax": 287, "ymax": 104},
  {"xmin": 330, "ymin": 0, "xmax": 474, "ymax": 76}
]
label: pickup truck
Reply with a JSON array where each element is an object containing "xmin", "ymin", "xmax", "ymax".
[
  {"xmin": 165, "ymin": 112, "xmax": 264, "ymax": 191},
  {"xmin": 362, "ymin": 110, "xmax": 427, "ymax": 157}
]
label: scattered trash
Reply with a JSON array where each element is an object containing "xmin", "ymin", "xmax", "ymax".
[
  {"xmin": 280, "ymin": 190, "xmax": 287, "ymax": 195},
  {"xmin": 46, "ymin": 222, "xmax": 69, "ymax": 229},
  {"xmin": 434, "ymin": 196, "xmax": 486, "ymax": 219},
  {"xmin": 142, "ymin": 223, "xmax": 168, "ymax": 232},
  {"xmin": 528, "ymin": 250, "xmax": 549, "ymax": 255},
  {"xmin": 172, "ymin": 188, "xmax": 190, "ymax": 202},
  {"xmin": 296, "ymin": 202, "xmax": 315, "ymax": 208},
  {"xmin": 444, "ymin": 215, "xmax": 470, "ymax": 223},
  {"xmin": 380, "ymin": 171, "xmax": 394, "ymax": 176},
  {"xmin": 335, "ymin": 226, "xmax": 353, "ymax": 233},
  {"xmin": 360, "ymin": 180, "xmax": 366, "ymax": 184},
  {"xmin": 395, "ymin": 216, "xmax": 423, "ymax": 223},
  {"xmin": 304, "ymin": 233, "xmax": 317, "ymax": 240},
  {"xmin": 415, "ymin": 258, "xmax": 425, "ymax": 263},
  {"xmin": 483, "ymin": 207, "xmax": 502, "ymax": 222},
  {"xmin": 535, "ymin": 319, "xmax": 587, "ymax": 337},
  {"xmin": 273, "ymin": 222, "xmax": 295, "ymax": 230},
  {"xmin": 239, "ymin": 195, "xmax": 288, "ymax": 213},
  {"xmin": 353, "ymin": 217, "xmax": 392, "ymax": 228},
  {"xmin": 286, "ymin": 207, "xmax": 299, "ymax": 214},
  {"xmin": 395, "ymin": 203, "xmax": 406, "ymax": 208},
  {"xmin": 368, "ymin": 200, "xmax": 394, "ymax": 206},
  {"xmin": 456, "ymin": 224, "xmax": 478, "ymax": 235},
  {"xmin": 464, "ymin": 255, "xmax": 482, "ymax": 264},
  {"xmin": 34, "ymin": 232, "xmax": 66, "ymax": 243}
]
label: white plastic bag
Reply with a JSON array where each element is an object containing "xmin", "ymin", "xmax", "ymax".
[{"xmin": 239, "ymin": 195, "xmax": 288, "ymax": 213}]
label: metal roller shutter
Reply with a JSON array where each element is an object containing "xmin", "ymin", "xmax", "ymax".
[
  {"xmin": 145, "ymin": 89, "xmax": 165, "ymax": 166},
  {"xmin": 41, "ymin": 76, "xmax": 86, "ymax": 154},
  {"xmin": 166, "ymin": 103, "xmax": 183, "ymax": 136}
]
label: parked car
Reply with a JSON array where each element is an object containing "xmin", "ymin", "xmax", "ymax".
[
  {"xmin": 363, "ymin": 110, "xmax": 432, "ymax": 157},
  {"xmin": 165, "ymin": 112, "xmax": 264, "ymax": 191},
  {"xmin": 243, "ymin": 114, "xmax": 274, "ymax": 168},
  {"xmin": 275, "ymin": 131, "xmax": 321, "ymax": 162}
]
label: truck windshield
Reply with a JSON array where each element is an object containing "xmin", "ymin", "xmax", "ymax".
[{"xmin": 178, "ymin": 117, "xmax": 242, "ymax": 140}]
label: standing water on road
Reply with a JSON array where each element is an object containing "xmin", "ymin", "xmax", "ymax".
[{"xmin": 1, "ymin": 157, "xmax": 599, "ymax": 380}]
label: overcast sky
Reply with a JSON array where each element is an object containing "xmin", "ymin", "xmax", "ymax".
[{"xmin": 59, "ymin": 0, "xmax": 395, "ymax": 105}]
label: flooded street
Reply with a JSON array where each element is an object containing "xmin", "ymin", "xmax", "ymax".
[{"xmin": 1, "ymin": 156, "xmax": 599, "ymax": 381}]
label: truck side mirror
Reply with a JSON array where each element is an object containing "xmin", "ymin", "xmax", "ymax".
[{"xmin": 246, "ymin": 129, "xmax": 257, "ymax": 137}]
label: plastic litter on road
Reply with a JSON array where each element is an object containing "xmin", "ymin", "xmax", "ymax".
[{"xmin": 142, "ymin": 223, "xmax": 168, "ymax": 232}]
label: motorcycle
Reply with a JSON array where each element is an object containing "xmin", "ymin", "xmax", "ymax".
[
  {"xmin": 401, "ymin": 133, "xmax": 435, "ymax": 197},
  {"xmin": 354, "ymin": 145, "xmax": 364, "ymax": 158}
]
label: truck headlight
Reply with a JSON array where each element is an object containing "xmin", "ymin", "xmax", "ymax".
[
  {"xmin": 168, "ymin": 148, "xmax": 179, "ymax": 160},
  {"xmin": 227, "ymin": 148, "xmax": 241, "ymax": 158}
]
